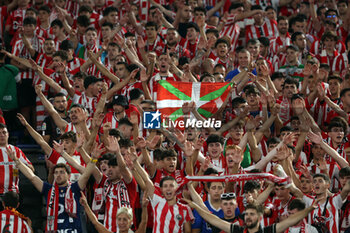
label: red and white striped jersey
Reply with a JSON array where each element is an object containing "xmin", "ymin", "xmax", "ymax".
[
  {"xmin": 0, "ymin": 209, "xmax": 31, "ymax": 233},
  {"xmin": 209, "ymin": 52, "xmax": 229, "ymax": 70},
  {"xmin": 47, "ymin": 149, "xmax": 86, "ymax": 182},
  {"xmin": 333, "ymin": 53, "xmax": 349, "ymax": 78},
  {"xmin": 271, "ymin": 196, "xmax": 295, "ymax": 222},
  {"xmin": 118, "ymin": 81, "xmax": 144, "ymax": 100},
  {"xmin": 144, "ymin": 35, "xmax": 166, "ymax": 57},
  {"xmin": 36, "ymin": 53, "xmax": 53, "ymax": 68},
  {"xmin": 64, "ymin": 122, "xmax": 77, "ymax": 133},
  {"xmin": 102, "ymin": 112, "xmax": 122, "ymax": 130},
  {"xmin": 67, "ymin": 57, "xmax": 85, "ymax": 72},
  {"xmin": 179, "ymin": 38, "xmax": 198, "ymax": 59},
  {"xmin": 35, "ymin": 26, "xmax": 48, "ymax": 39},
  {"xmin": 139, "ymin": 0, "xmax": 150, "ymax": 22},
  {"xmin": 102, "ymin": 176, "xmax": 137, "ymax": 232},
  {"xmin": 5, "ymin": 8, "xmax": 26, "ymax": 36},
  {"xmin": 151, "ymin": 191, "xmax": 193, "ymax": 233},
  {"xmin": 12, "ymin": 36, "xmax": 45, "ymax": 81},
  {"xmin": 310, "ymin": 39, "xmax": 346, "ymax": 56},
  {"xmin": 72, "ymin": 92, "xmax": 99, "ymax": 118},
  {"xmin": 64, "ymin": 0, "xmax": 80, "ymax": 18},
  {"xmin": 245, "ymin": 19, "xmax": 278, "ymax": 43},
  {"xmin": 220, "ymin": 15, "xmax": 241, "ymax": 49},
  {"xmin": 269, "ymin": 34, "xmax": 291, "ymax": 58},
  {"xmin": 307, "ymin": 161, "xmax": 340, "ymax": 192},
  {"xmin": 0, "ymin": 145, "xmax": 32, "ymax": 194},
  {"xmin": 303, "ymin": 193, "xmax": 344, "ymax": 233},
  {"xmin": 224, "ymin": 167, "xmax": 247, "ymax": 197}
]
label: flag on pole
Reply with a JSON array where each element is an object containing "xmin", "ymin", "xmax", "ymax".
[{"xmin": 156, "ymin": 81, "xmax": 233, "ymax": 122}]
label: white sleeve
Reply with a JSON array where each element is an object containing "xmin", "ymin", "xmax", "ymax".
[
  {"xmin": 331, "ymin": 193, "xmax": 346, "ymax": 209},
  {"xmin": 302, "ymin": 195, "xmax": 314, "ymax": 208},
  {"xmin": 150, "ymin": 192, "xmax": 164, "ymax": 208}
]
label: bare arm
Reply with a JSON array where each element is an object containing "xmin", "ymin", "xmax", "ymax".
[
  {"xmin": 7, "ymin": 147, "xmax": 43, "ymax": 192},
  {"xmin": 35, "ymin": 85, "xmax": 68, "ymax": 132},
  {"xmin": 80, "ymin": 193, "xmax": 112, "ymax": 233},
  {"xmin": 276, "ymin": 206, "xmax": 315, "ymax": 233},
  {"xmin": 17, "ymin": 113, "xmax": 52, "ymax": 155}
]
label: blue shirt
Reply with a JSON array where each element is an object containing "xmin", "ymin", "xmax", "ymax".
[
  {"xmin": 225, "ymin": 68, "xmax": 257, "ymax": 82},
  {"xmin": 42, "ymin": 182, "xmax": 82, "ymax": 233},
  {"xmin": 192, "ymin": 200, "xmax": 224, "ymax": 233}
]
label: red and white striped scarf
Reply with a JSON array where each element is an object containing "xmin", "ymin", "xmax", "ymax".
[
  {"xmin": 184, "ymin": 173, "xmax": 290, "ymax": 184},
  {"xmin": 46, "ymin": 183, "xmax": 77, "ymax": 232}
]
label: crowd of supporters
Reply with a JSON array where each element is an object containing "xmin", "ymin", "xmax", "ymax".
[{"xmin": 0, "ymin": 0, "xmax": 349, "ymax": 233}]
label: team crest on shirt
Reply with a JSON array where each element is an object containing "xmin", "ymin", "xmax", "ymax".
[{"xmin": 176, "ymin": 214, "xmax": 182, "ymax": 221}]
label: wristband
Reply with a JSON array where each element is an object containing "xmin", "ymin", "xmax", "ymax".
[{"xmin": 90, "ymin": 158, "xmax": 98, "ymax": 164}]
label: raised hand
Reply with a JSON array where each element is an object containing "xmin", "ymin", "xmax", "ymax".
[
  {"xmin": 76, "ymin": 108, "xmax": 88, "ymax": 123},
  {"xmin": 6, "ymin": 146, "xmax": 17, "ymax": 161},
  {"xmin": 183, "ymin": 140, "xmax": 194, "ymax": 157},
  {"xmin": 182, "ymin": 101, "xmax": 196, "ymax": 114},
  {"xmin": 16, "ymin": 113, "xmax": 29, "ymax": 126},
  {"xmin": 93, "ymin": 112, "xmax": 104, "ymax": 129},
  {"xmin": 282, "ymin": 132, "xmax": 297, "ymax": 145},
  {"xmin": 136, "ymin": 137, "xmax": 147, "ymax": 149},
  {"xmin": 194, "ymin": 137, "xmax": 205, "ymax": 150},
  {"xmin": 317, "ymin": 83, "xmax": 326, "ymax": 99},
  {"xmin": 147, "ymin": 135, "xmax": 160, "ymax": 150},
  {"xmin": 137, "ymin": 36, "xmax": 146, "ymax": 49},
  {"xmin": 53, "ymin": 140, "xmax": 64, "ymax": 154},
  {"xmin": 29, "ymin": 59, "xmax": 39, "ymax": 71},
  {"xmin": 307, "ymin": 131, "xmax": 322, "ymax": 144},
  {"xmin": 34, "ymin": 84, "xmax": 43, "ymax": 95},
  {"xmin": 174, "ymin": 129, "xmax": 187, "ymax": 144},
  {"xmin": 76, "ymin": 132, "xmax": 85, "ymax": 148},
  {"xmin": 129, "ymin": 112, "xmax": 139, "ymax": 125},
  {"xmin": 106, "ymin": 136, "xmax": 120, "ymax": 153},
  {"xmin": 139, "ymin": 69, "xmax": 149, "ymax": 82},
  {"xmin": 197, "ymin": 36, "xmax": 207, "ymax": 50},
  {"xmin": 79, "ymin": 191, "xmax": 88, "ymax": 207},
  {"xmin": 200, "ymin": 156, "xmax": 210, "ymax": 172},
  {"xmin": 91, "ymin": 143, "xmax": 106, "ymax": 159},
  {"xmin": 292, "ymin": 98, "xmax": 305, "ymax": 115},
  {"xmin": 259, "ymin": 64, "xmax": 269, "ymax": 77}
]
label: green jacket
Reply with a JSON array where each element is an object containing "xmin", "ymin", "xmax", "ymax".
[{"xmin": 0, "ymin": 64, "xmax": 19, "ymax": 110}]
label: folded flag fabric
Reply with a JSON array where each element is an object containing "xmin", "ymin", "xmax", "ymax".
[{"xmin": 156, "ymin": 80, "xmax": 233, "ymax": 122}]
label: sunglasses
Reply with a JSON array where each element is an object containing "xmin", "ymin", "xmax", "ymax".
[
  {"xmin": 327, "ymin": 15, "xmax": 337, "ymax": 18},
  {"xmin": 221, "ymin": 193, "xmax": 236, "ymax": 199}
]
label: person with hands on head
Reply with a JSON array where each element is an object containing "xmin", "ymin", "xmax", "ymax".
[
  {"xmin": 93, "ymin": 136, "xmax": 137, "ymax": 233},
  {"xmin": 6, "ymin": 142, "xmax": 96, "ymax": 233}
]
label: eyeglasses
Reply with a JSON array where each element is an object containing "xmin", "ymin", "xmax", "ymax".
[
  {"xmin": 327, "ymin": 15, "xmax": 337, "ymax": 18},
  {"xmin": 221, "ymin": 193, "xmax": 236, "ymax": 199}
]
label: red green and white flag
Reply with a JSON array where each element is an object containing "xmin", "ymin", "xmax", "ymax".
[{"xmin": 156, "ymin": 80, "xmax": 233, "ymax": 122}]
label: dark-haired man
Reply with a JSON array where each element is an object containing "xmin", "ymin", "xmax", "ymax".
[
  {"xmin": 278, "ymin": 45, "xmax": 304, "ymax": 82},
  {"xmin": 42, "ymin": 93, "xmax": 69, "ymax": 146},
  {"xmin": 303, "ymin": 173, "xmax": 350, "ymax": 233},
  {"xmin": 277, "ymin": 78, "xmax": 299, "ymax": 124}
]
